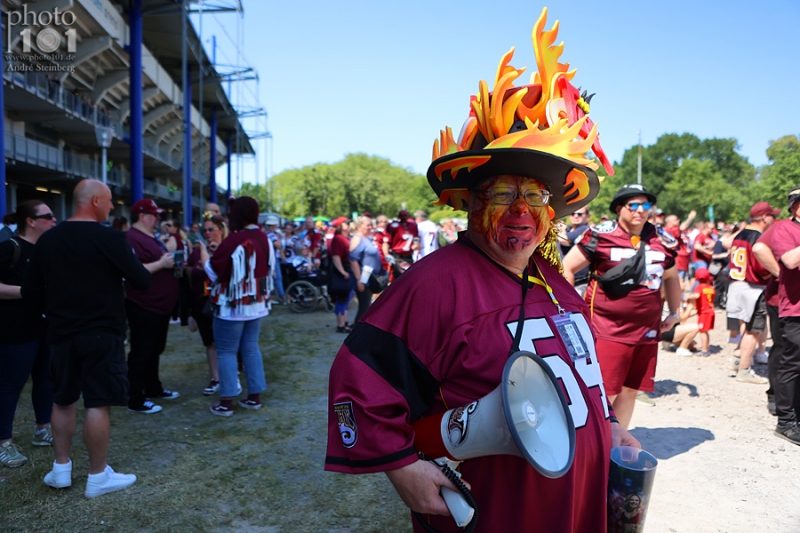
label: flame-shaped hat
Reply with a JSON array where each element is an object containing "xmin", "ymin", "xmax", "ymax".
[{"xmin": 427, "ymin": 7, "xmax": 614, "ymax": 219}]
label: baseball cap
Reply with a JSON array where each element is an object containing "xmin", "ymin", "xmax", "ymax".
[
  {"xmin": 264, "ymin": 214, "xmax": 280, "ymax": 226},
  {"xmin": 749, "ymin": 201, "xmax": 781, "ymax": 219},
  {"xmin": 654, "ymin": 208, "xmax": 664, "ymax": 216},
  {"xmin": 694, "ymin": 267, "xmax": 710, "ymax": 282},
  {"xmin": 609, "ymin": 184, "xmax": 657, "ymax": 212},
  {"xmin": 331, "ymin": 216, "xmax": 349, "ymax": 228},
  {"xmin": 131, "ymin": 199, "xmax": 164, "ymax": 215},
  {"xmin": 788, "ymin": 186, "xmax": 800, "ymax": 210}
]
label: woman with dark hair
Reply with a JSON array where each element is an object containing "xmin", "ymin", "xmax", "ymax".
[
  {"xmin": 111, "ymin": 216, "xmax": 129, "ymax": 232},
  {"xmin": 200, "ymin": 197, "xmax": 274, "ymax": 417},
  {"xmin": 0, "ymin": 200, "xmax": 57, "ymax": 467},
  {"xmin": 327, "ymin": 217, "xmax": 355, "ymax": 333}
]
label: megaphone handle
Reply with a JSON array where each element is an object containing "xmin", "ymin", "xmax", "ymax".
[{"xmin": 441, "ymin": 486, "xmax": 475, "ymax": 527}]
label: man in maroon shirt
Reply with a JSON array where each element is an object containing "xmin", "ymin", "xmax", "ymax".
[
  {"xmin": 327, "ymin": 13, "xmax": 638, "ymax": 532},
  {"xmin": 692, "ymin": 222, "xmax": 715, "ymax": 270},
  {"xmin": 726, "ymin": 201, "xmax": 780, "ymax": 384},
  {"xmin": 125, "ymin": 199, "xmax": 179, "ymax": 413},
  {"xmin": 754, "ymin": 187, "xmax": 800, "ymax": 445},
  {"xmin": 563, "ymin": 184, "xmax": 681, "ymax": 429}
]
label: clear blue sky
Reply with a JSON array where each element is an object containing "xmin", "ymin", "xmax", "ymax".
[{"xmin": 208, "ymin": 0, "xmax": 800, "ymax": 186}]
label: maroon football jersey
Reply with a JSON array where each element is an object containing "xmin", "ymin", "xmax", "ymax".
[
  {"xmin": 386, "ymin": 220, "xmax": 419, "ymax": 255},
  {"xmin": 576, "ymin": 221, "xmax": 677, "ymax": 344},
  {"xmin": 326, "ymin": 237, "xmax": 611, "ymax": 533},
  {"xmin": 728, "ymin": 226, "xmax": 771, "ymax": 285}
]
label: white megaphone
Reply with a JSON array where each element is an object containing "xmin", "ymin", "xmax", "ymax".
[{"xmin": 412, "ymin": 351, "xmax": 576, "ymax": 529}]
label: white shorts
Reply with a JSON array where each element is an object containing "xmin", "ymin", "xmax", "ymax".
[{"xmin": 726, "ymin": 281, "xmax": 764, "ymax": 323}]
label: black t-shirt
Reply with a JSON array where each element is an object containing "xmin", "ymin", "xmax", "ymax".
[
  {"xmin": 0, "ymin": 237, "xmax": 47, "ymax": 344},
  {"xmin": 22, "ymin": 221, "xmax": 151, "ymax": 344}
]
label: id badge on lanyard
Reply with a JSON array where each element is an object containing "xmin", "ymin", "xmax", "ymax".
[{"xmin": 551, "ymin": 313, "xmax": 589, "ymax": 362}]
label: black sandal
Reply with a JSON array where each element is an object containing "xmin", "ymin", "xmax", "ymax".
[{"xmin": 336, "ymin": 325, "xmax": 352, "ymax": 333}]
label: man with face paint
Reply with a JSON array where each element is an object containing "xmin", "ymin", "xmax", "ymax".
[{"xmin": 325, "ymin": 10, "xmax": 639, "ymax": 533}]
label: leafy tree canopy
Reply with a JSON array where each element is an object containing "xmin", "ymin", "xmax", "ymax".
[
  {"xmin": 238, "ymin": 153, "xmax": 442, "ymax": 219},
  {"xmin": 588, "ymin": 133, "xmax": 757, "ymax": 223},
  {"xmin": 238, "ymin": 134, "xmax": 797, "ymax": 226}
]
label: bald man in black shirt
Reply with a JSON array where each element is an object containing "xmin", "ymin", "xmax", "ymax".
[{"xmin": 23, "ymin": 179, "xmax": 152, "ymax": 498}]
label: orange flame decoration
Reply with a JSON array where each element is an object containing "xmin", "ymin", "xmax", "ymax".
[
  {"xmin": 431, "ymin": 6, "xmax": 615, "ymax": 178},
  {"xmin": 563, "ymin": 168, "xmax": 590, "ymax": 205},
  {"xmin": 432, "ymin": 188, "xmax": 471, "ymax": 211}
]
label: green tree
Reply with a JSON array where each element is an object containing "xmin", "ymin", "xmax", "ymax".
[
  {"xmin": 587, "ymin": 133, "xmax": 757, "ymax": 221},
  {"xmin": 752, "ymin": 135, "xmax": 800, "ymax": 211},
  {"xmin": 243, "ymin": 153, "xmax": 435, "ymax": 219}
]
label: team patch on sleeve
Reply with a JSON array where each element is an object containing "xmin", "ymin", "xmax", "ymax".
[
  {"xmin": 334, "ymin": 401, "xmax": 358, "ymax": 448},
  {"xmin": 594, "ymin": 220, "xmax": 617, "ymax": 234}
]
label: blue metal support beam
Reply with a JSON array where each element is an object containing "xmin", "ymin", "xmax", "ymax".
[
  {"xmin": 209, "ymin": 106, "xmax": 217, "ymax": 203},
  {"xmin": 129, "ymin": 0, "xmax": 144, "ymax": 203},
  {"xmin": 182, "ymin": 2, "xmax": 193, "ymax": 228},
  {"xmin": 0, "ymin": 18, "xmax": 6, "ymax": 217},
  {"xmin": 226, "ymin": 134, "xmax": 232, "ymax": 209}
]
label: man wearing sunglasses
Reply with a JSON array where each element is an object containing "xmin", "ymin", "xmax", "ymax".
[
  {"xmin": 560, "ymin": 208, "xmax": 592, "ymax": 296},
  {"xmin": 563, "ymin": 184, "xmax": 682, "ymax": 430}
]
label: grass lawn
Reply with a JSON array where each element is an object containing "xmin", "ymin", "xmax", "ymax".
[{"xmin": 0, "ymin": 303, "xmax": 410, "ymax": 532}]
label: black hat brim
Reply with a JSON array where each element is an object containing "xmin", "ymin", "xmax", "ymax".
[
  {"xmin": 609, "ymin": 190, "xmax": 657, "ymax": 213},
  {"xmin": 426, "ymin": 148, "xmax": 600, "ymax": 219}
]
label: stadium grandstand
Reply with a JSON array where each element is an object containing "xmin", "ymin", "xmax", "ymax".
[{"xmin": 1, "ymin": 0, "xmax": 262, "ymax": 224}]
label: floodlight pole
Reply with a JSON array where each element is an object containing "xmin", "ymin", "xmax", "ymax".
[
  {"xmin": 637, "ymin": 130, "xmax": 642, "ymax": 185},
  {"xmin": 95, "ymin": 126, "xmax": 114, "ymax": 184}
]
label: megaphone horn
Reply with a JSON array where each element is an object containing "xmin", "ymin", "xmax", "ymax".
[{"xmin": 412, "ymin": 351, "xmax": 576, "ymax": 529}]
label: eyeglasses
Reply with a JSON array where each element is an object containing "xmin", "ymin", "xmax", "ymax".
[
  {"xmin": 624, "ymin": 202, "xmax": 653, "ymax": 211},
  {"xmin": 164, "ymin": 223, "xmax": 173, "ymax": 227},
  {"xmin": 31, "ymin": 213, "xmax": 55, "ymax": 220},
  {"xmin": 480, "ymin": 187, "xmax": 551, "ymax": 207},
  {"xmin": 202, "ymin": 227, "xmax": 219, "ymax": 233},
  {"xmin": 571, "ymin": 211, "xmax": 586, "ymax": 216}
]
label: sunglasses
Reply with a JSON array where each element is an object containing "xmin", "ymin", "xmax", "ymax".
[
  {"xmin": 31, "ymin": 213, "xmax": 55, "ymax": 220},
  {"xmin": 202, "ymin": 227, "xmax": 219, "ymax": 233},
  {"xmin": 625, "ymin": 202, "xmax": 653, "ymax": 211},
  {"xmin": 571, "ymin": 211, "xmax": 586, "ymax": 216}
]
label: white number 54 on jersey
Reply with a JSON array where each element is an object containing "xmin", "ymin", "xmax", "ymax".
[{"xmin": 507, "ymin": 314, "xmax": 609, "ymax": 428}]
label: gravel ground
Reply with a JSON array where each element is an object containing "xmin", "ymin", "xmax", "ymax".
[{"xmin": 631, "ymin": 308, "xmax": 800, "ymax": 533}]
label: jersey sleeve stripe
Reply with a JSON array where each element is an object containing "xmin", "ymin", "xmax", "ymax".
[
  {"xmin": 325, "ymin": 447, "xmax": 417, "ymax": 469},
  {"xmin": 344, "ymin": 323, "xmax": 440, "ymax": 421}
]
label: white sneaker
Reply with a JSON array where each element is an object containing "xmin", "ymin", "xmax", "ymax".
[
  {"xmin": 44, "ymin": 460, "xmax": 72, "ymax": 488},
  {"xmin": 755, "ymin": 351, "xmax": 769, "ymax": 364},
  {"xmin": 85, "ymin": 465, "xmax": 137, "ymax": 498},
  {"xmin": 676, "ymin": 347, "xmax": 693, "ymax": 357}
]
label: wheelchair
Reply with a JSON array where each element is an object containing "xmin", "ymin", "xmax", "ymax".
[{"xmin": 284, "ymin": 265, "xmax": 334, "ymax": 314}]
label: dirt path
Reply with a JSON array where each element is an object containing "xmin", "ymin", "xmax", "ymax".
[{"xmin": 630, "ymin": 308, "xmax": 800, "ymax": 533}]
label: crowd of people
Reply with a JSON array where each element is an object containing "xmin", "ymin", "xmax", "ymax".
[{"xmin": 1, "ymin": 12, "xmax": 798, "ymax": 533}]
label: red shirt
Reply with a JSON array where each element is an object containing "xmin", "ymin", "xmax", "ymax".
[
  {"xmin": 576, "ymin": 221, "xmax": 677, "ymax": 344},
  {"xmin": 209, "ymin": 228, "xmax": 270, "ymax": 285},
  {"xmin": 328, "ymin": 233, "xmax": 350, "ymax": 267},
  {"xmin": 693, "ymin": 232, "xmax": 714, "ymax": 264},
  {"xmin": 693, "ymin": 282, "xmax": 715, "ymax": 315},
  {"xmin": 728, "ymin": 226, "xmax": 771, "ymax": 285},
  {"xmin": 386, "ymin": 220, "xmax": 419, "ymax": 256},
  {"xmin": 665, "ymin": 226, "xmax": 690, "ymax": 271},
  {"xmin": 766, "ymin": 219, "xmax": 800, "ymax": 317},
  {"xmin": 373, "ymin": 229, "xmax": 390, "ymax": 271},
  {"xmin": 126, "ymin": 227, "xmax": 179, "ymax": 315},
  {"xmin": 326, "ymin": 238, "xmax": 611, "ymax": 533},
  {"xmin": 757, "ymin": 220, "xmax": 789, "ymax": 307}
]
